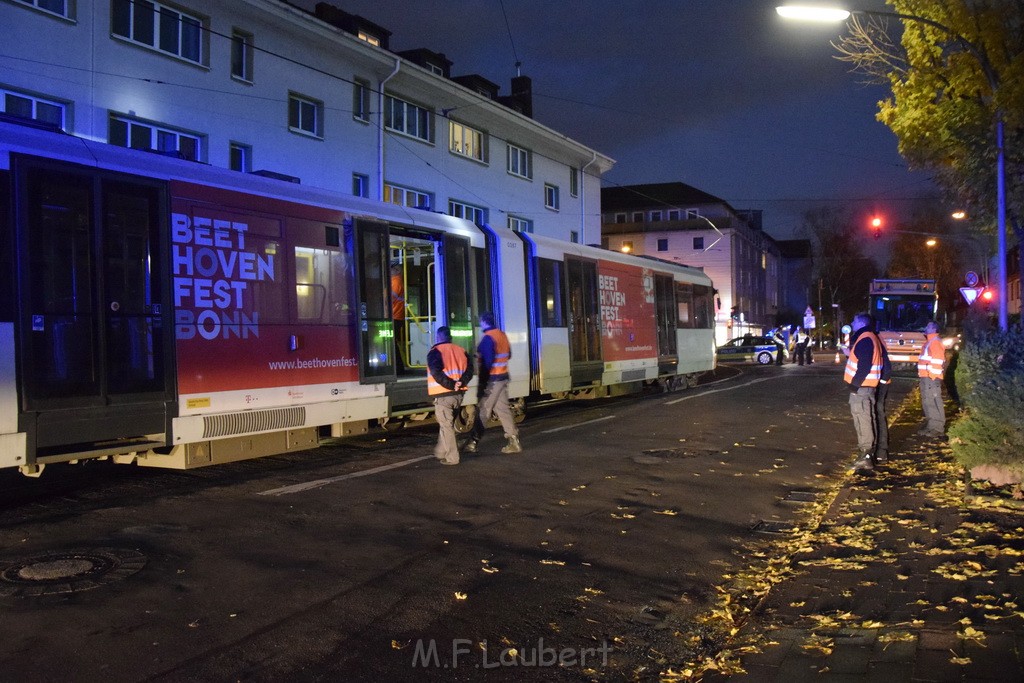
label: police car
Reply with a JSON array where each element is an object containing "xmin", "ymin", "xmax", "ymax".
[{"xmin": 716, "ymin": 335, "xmax": 781, "ymax": 365}]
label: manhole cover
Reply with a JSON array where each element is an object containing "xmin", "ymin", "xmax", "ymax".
[
  {"xmin": 781, "ymin": 490, "xmax": 818, "ymax": 505},
  {"xmin": 0, "ymin": 548, "xmax": 146, "ymax": 597},
  {"xmin": 750, "ymin": 520, "xmax": 797, "ymax": 536}
]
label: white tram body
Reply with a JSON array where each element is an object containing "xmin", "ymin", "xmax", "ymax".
[{"xmin": 0, "ymin": 121, "xmax": 714, "ymax": 475}]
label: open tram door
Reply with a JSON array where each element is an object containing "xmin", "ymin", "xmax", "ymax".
[
  {"xmin": 11, "ymin": 157, "xmax": 175, "ymax": 472},
  {"xmin": 350, "ymin": 218, "xmax": 396, "ymax": 383},
  {"xmin": 566, "ymin": 257, "xmax": 603, "ymax": 386}
]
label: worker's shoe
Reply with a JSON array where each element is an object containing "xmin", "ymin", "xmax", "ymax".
[
  {"xmin": 501, "ymin": 436, "xmax": 522, "ymax": 454},
  {"xmin": 873, "ymin": 449, "xmax": 888, "ymax": 465},
  {"xmin": 463, "ymin": 440, "xmax": 478, "ymax": 453},
  {"xmin": 852, "ymin": 454, "xmax": 874, "ymax": 474}
]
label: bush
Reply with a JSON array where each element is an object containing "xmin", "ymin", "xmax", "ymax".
[{"xmin": 948, "ymin": 326, "xmax": 1024, "ymax": 478}]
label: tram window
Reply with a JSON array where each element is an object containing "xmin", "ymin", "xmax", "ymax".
[
  {"xmin": 246, "ymin": 237, "xmax": 286, "ymax": 325},
  {"xmin": 676, "ymin": 282, "xmax": 693, "ymax": 328},
  {"xmin": 295, "ymin": 246, "xmax": 348, "ymax": 324},
  {"xmin": 536, "ymin": 258, "xmax": 565, "ymax": 327},
  {"xmin": 692, "ymin": 284, "xmax": 713, "ymax": 329},
  {"xmin": 472, "ymin": 247, "xmax": 492, "ymax": 318},
  {"xmin": 0, "ymin": 172, "xmax": 11, "ymax": 322}
]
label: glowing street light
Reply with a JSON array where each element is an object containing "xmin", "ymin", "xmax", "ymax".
[
  {"xmin": 926, "ymin": 238, "xmax": 937, "ymax": 247},
  {"xmin": 777, "ymin": 4, "xmax": 1009, "ymax": 331}
]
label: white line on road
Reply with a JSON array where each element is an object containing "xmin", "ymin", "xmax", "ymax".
[
  {"xmin": 540, "ymin": 414, "xmax": 617, "ymax": 434},
  {"xmin": 258, "ymin": 455, "xmax": 435, "ymax": 496},
  {"xmin": 664, "ymin": 375, "xmax": 782, "ymax": 405}
]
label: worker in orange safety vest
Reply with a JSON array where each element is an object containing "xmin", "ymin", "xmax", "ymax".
[
  {"xmin": 427, "ymin": 326, "xmax": 472, "ymax": 465},
  {"xmin": 917, "ymin": 320, "xmax": 947, "ymax": 438},
  {"xmin": 844, "ymin": 312, "xmax": 885, "ymax": 473}
]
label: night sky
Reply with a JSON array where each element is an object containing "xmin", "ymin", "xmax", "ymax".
[{"xmin": 295, "ymin": 0, "xmax": 937, "ymax": 238}]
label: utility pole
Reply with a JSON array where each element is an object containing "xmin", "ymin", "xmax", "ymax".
[{"xmin": 818, "ymin": 278, "xmax": 824, "ymax": 349}]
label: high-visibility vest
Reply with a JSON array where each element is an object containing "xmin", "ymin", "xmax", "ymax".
[
  {"xmin": 483, "ymin": 328, "xmax": 511, "ymax": 379},
  {"xmin": 918, "ymin": 334, "xmax": 945, "ymax": 380},
  {"xmin": 844, "ymin": 331, "xmax": 883, "ymax": 387},
  {"xmin": 427, "ymin": 343, "xmax": 469, "ymax": 395},
  {"xmin": 391, "ymin": 274, "xmax": 405, "ymax": 320}
]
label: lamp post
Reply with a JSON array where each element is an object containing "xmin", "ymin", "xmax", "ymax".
[{"xmin": 777, "ymin": 4, "xmax": 1009, "ymax": 331}]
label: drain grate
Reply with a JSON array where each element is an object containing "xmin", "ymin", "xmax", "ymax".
[
  {"xmin": 750, "ymin": 520, "xmax": 797, "ymax": 536},
  {"xmin": 781, "ymin": 490, "xmax": 818, "ymax": 505},
  {"xmin": 0, "ymin": 548, "xmax": 146, "ymax": 597}
]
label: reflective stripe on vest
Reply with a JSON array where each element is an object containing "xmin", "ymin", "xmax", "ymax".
[
  {"xmin": 917, "ymin": 335, "xmax": 945, "ymax": 380},
  {"xmin": 484, "ymin": 328, "xmax": 511, "ymax": 377},
  {"xmin": 427, "ymin": 343, "xmax": 468, "ymax": 395},
  {"xmin": 844, "ymin": 332, "xmax": 883, "ymax": 387}
]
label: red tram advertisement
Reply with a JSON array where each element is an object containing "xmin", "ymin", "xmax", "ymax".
[{"xmin": 0, "ymin": 121, "xmax": 715, "ymax": 476}]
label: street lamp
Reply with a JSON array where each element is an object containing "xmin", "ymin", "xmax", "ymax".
[{"xmin": 777, "ymin": 4, "xmax": 1009, "ymax": 331}]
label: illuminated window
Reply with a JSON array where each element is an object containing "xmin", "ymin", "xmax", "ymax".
[
  {"xmin": 544, "ymin": 184, "xmax": 559, "ymax": 211},
  {"xmin": 507, "ymin": 143, "xmax": 531, "ymax": 178},
  {"xmin": 112, "ymin": 0, "xmax": 205, "ymax": 65},
  {"xmin": 357, "ymin": 31, "xmax": 381, "ymax": 46},
  {"xmin": 448, "ymin": 200, "xmax": 486, "ymax": 224},
  {"xmin": 450, "ymin": 120, "xmax": 486, "ymax": 162},
  {"xmin": 621, "ymin": 240, "xmax": 633, "ymax": 253},
  {"xmin": 384, "ymin": 183, "xmax": 432, "ymax": 210},
  {"xmin": 294, "ymin": 246, "xmax": 348, "ymax": 323},
  {"xmin": 109, "ymin": 114, "xmax": 201, "ymax": 161},
  {"xmin": 229, "ymin": 142, "xmax": 251, "ymax": 171},
  {"xmin": 231, "ymin": 29, "xmax": 253, "ymax": 82},
  {"xmin": 384, "ymin": 95, "xmax": 433, "ymax": 142},
  {"xmin": 1, "ymin": 88, "xmax": 66, "ymax": 130},
  {"xmin": 288, "ymin": 93, "xmax": 322, "ymax": 138}
]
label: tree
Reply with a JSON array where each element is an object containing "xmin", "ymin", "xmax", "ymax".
[
  {"xmin": 884, "ymin": 206, "xmax": 967, "ymax": 319},
  {"xmin": 800, "ymin": 207, "xmax": 879, "ymax": 340},
  {"xmin": 834, "ymin": 0, "xmax": 1024, "ymax": 324}
]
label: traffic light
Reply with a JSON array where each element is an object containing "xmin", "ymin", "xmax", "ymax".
[
  {"xmin": 870, "ymin": 216, "xmax": 883, "ymax": 240},
  {"xmin": 980, "ymin": 287, "xmax": 995, "ymax": 308}
]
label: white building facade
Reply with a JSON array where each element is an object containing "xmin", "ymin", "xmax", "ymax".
[
  {"xmin": 601, "ymin": 183, "xmax": 782, "ymax": 345},
  {"xmin": 0, "ymin": 0, "xmax": 612, "ymax": 243}
]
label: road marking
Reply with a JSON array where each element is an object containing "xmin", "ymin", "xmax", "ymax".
[
  {"xmin": 258, "ymin": 455, "xmax": 434, "ymax": 496},
  {"xmin": 540, "ymin": 414, "xmax": 616, "ymax": 434},
  {"xmin": 664, "ymin": 375, "xmax": 782, "ymax": 405}
]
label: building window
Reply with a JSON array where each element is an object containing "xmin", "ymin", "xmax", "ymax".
[
  {"xmin": 570, "ymin": 167, "xmax": 579, "ymax": 197},
  {"xmin": 353, "ymin": 78, "xmax": 370, "ymax": 122},
  {"xmin": 448, "ymin": 200, "xmax": 487, "ymax": 224},
  {"xmin": 449, "ymin": 120, "xmax": 486, "ymax": 162},
  {"xmin": 357, "ymin": 30, "xmax": 381, "ymax": 46},
  {"xmin": 1, "ymin": 88, "xmax": 66, "ymax": 130},
  {"xmin": 384, "ymin": 183, "xmax": 432, "ymax": 210},
  {"xmin": 508, "ymin": 216, "xmax": 533, "ymax": 233},
  {"xmin": 570, "ymin": 231, "xmax": 579, "ymax": 244},
  {"xmin": 109, "ymin": 114, "xmax": 201, "ymax": 161},
  {"xmin": 231, "ymin": 29, "xmax": 253, "ymax": 82},
  {"xmin": 632, "ymin": 212, "xmax": 643, "ymax": 222},
  {"xmin": 13, "ymin": 0, "xmax": 70, "ymax": 18},
  {"xmin": 668, "ymin": 209, "xmax": 680, "ymax": 220},
  {"xmin": 544, "ymin": 184, "xmax": 559, "ymax": 211},
  {"xmin": 614, "ymin": 213, "xmax": 626, "ymax": 224},
  {"xmin": 686, "ymin": 208, "xmax": 700, "ymax": 219},
  {"xmin": 657, "ymin": 238, "xmax": 668, "ymax": 252},
  {"xmin": 288, "ymin": 93, "xmax": 322, "ymax": 138},
  {"xmin": 621, "ymin": 240, "xmax": 634, "ymax": 253},
  {"xmin": 507, "ymin": 143, "xmax": 531, "ymax": 179},
  {"xmin": 650, "ymin": 211, "xmax": 662, "ymax": 221},
  {"xmin": 693, "ymin": 236, "xmax": 704, "ymax": 250},
  {"xmin": 426, "ymin": 62, "xmax": 444, "ymax": 76},
  {"xmin": 112, "ymin": 0, "xmax": 205, "ymax": 65},
  {"xmin": 229, "ymin": 142, "xmax": 251, "ymax": 172},
  {"xmin": 352, "ymin": 173, "xmax": 369, "ymax": 198},
  {"xmin": 384, "ymin": 95, "xmax": 433, "ymax": 142}
]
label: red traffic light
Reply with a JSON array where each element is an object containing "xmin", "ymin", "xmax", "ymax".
[
  {"xmin": 870, "ymin": 216, "xmax": 883, "ymax": 240},
  {"xmin": 981, "ymin": 288, "xmax": 995, "ymax": 302}
]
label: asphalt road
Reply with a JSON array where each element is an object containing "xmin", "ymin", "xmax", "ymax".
[{"xmin": 0, "ymin": 362, "xmax": 915, "ymax": 682}]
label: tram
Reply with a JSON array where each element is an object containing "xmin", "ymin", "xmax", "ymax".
[{"xmin": 0, "ymin": 120, "xmax": 715, "ymax": 476}]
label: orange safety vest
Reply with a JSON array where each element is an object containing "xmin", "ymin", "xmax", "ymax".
[
  {"xmin": 482, "ymin": 328, "xmax": 511, "ymax": 379},
  {"xmin": 427, "ymin": 342, "xmax": 469, "ymax": 395},
  {"xmin": 844, "ymin": 331, "xmax": 883, "ymax": 387},
  {"xmin": 917, "ymin": 334, "xmax": 945, "ymax": 380},
  {"xmin": 391, "ymin": 274, "xmax": 405, "ymax": 321}
]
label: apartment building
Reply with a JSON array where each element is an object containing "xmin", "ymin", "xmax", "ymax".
[
  {"xmin": 0, "ymin": 0, "xmax": 612, "ymax": 243},
  {"xmin": 601, "ymin": 182, "xmax": 782, "ymax": 344}
]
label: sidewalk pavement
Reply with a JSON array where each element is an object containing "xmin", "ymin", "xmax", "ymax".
[{"xmin": 710, "ymin": 392, "xmax": 1024, "ymax": 682}]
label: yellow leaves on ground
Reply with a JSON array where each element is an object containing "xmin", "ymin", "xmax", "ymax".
[
  {"xmin": 454, "ymin": 592, "xmax": 467, "ymax": 600},
  {"xmin": 539, "ymin": 559, "xmax": 566, "ymax": 566}
]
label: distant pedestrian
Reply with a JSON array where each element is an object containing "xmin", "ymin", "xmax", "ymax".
[
  {"xmin": 427, "ymin": 326, "xmax": 472, "ymax": 465},
  {"xmin": 917, "ymin": 321, "xmax": 947, "ymax": 438},
  {"xmin": 772, "ymin": 329, "xmax": 786, "ymax": 365},
  {"xmin": 465, "ymin": 312, "xmax": 522, "ymax": 454},
  {"xmin": 844, "ymin": 313, "xmax": 884, "ymax": 473},
  {"xmin": 794, "ymin": 326, "xmax": 810, "ymax": 365}
]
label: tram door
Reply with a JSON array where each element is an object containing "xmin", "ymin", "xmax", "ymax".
[
  {"xmin": 15, "ymin": 162, "xmax": 174, "ymax": 451},
  {"xmin": 441, "ymin": 234, "xmax": 473, "ymax": 356},
  {"xmin": 566, "ymin": 257, "xmax": 603, "ymax": 385},
  {"xmin": 350, "ymin": 218, "xmax": 394, "ymax": 382}
]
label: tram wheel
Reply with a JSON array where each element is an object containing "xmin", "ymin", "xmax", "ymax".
[
  {"xmin": 454, "ymin": 405, "xmax": 477, "ymax": 434},
  {"xmin": 511, "ymin": 397, "xmax": 527, "ymax": 424}
]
